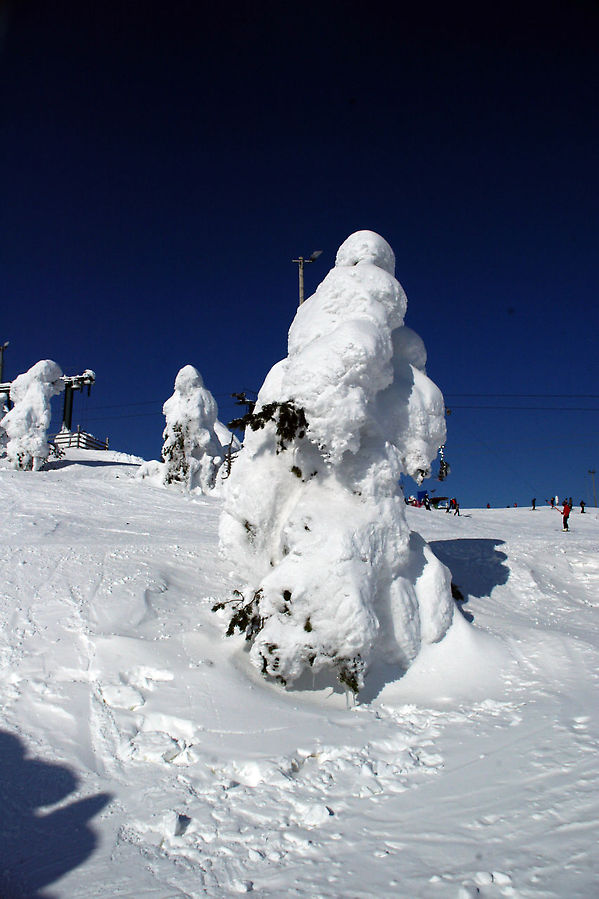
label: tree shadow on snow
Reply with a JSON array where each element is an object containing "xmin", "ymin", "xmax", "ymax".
[
  {"xmin": 43, "ymin": 459, "xmax": 139, "ymax": 471},
  {"xmin": 0, "ymin": 730, "xmax": 112, "ymax": 899},
  {"xmin": 429, "ymin": 538, "xmax": 510, "ymax": 623}
]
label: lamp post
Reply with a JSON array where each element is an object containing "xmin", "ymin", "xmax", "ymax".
[
  {"xmin": 0, "ymin": 341, "xmax": 8, "ymax": 383},
  {"xmin": 589, "ymin": 469, "xmax": 597, "ymax": 508},
  {"xmin": 292, "ymin": 250, "xmax": 322, "ymax": 306}
]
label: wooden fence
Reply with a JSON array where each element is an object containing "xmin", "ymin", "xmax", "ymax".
[{"xmin": 52, "ymin": 427, "xmax": 109, "ymax": 451}]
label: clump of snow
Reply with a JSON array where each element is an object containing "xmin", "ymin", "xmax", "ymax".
[
  {"xmin": 159, "ymin": 365, "xmax": 239, "ymax": 493},
  {"xmin": 0, "ymin": 359, "xmax": 64, "ymax": 470},
  {"xmin": 218, "ymin": 230, "xmax": 453, "ymax": 694}
]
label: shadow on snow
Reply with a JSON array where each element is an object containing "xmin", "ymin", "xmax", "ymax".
[
  {"xmin": 429, "ymin": 537, "xmax": 510, "ymax": 623},
  {"xmin": 0, "ymin": 730, "xmax": 111, "ymax": 899},
  {"xmin": 43, "ymin": 458, "xmax": 139, "ymax": 471}
]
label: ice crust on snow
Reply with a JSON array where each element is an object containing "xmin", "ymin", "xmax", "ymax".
[
  {"xmin": 0, "ymin": 359, "xmax": 64, "ymax": 470},
  {"xmin": 219, "ymin": 230, "xmax": 453, "ymax": 692}
]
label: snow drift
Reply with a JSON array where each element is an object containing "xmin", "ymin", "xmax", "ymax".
[{"xmin": 219, "ymin": 230, "xmax": 454, "ymax": 693}]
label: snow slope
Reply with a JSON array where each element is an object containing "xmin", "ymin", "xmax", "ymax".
[{"xmin": 0, "ymin": 451, "xmax": 598, "ymax": 898}]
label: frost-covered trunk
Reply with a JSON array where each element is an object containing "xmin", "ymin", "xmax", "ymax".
[
  {"xmin": 0, "ymin": 360, "xmax": 64, "ymax": 471},
  {"xmin": 218, "ymin": 231, "xmax": 455, "ymax": 694},
  {"xmin": 162, "ymin": 365, "xmax": 225, "ymax": 493}
]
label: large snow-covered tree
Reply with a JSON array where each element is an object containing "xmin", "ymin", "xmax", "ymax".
[
  {"xmin": 162, "ymin": 365, "xmax": 225, "ymax": 493},
  {"xmin": 0, "ymin": 360, "xmax": 64, "ymax": 471},
  {"xmin": 217, "ymin": 230, "xmax": 455, "ymax": 694}
]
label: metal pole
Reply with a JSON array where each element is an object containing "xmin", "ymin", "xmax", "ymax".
[
  {"xmin": 292, "ymin": 251, "xmax": 322, "ymax": 307},
  {"xmin": 62, "ymin": 384, "xmax": 74, "ymax": 431},
  {"xmin": 589, "ymin": 469, "xmax": 597, "ymax": 507},
  {"xmin": 298, "ymin": 257, "xmax": 305, "ymax": 305},
  {"xmin": 0, "ymin": 341, "xmax": 8, "ymax": 383}
]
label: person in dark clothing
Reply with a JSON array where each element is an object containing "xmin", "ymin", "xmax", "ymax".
[
  {"xmin": 531, "ymin": 497, "xmax": 536, "ymax": 510},
  {"xmin": 453, "ymin": 500, "xmax": 460, "ymax": 517},
  {"xmin": 580, "ymin": 500, "xmax": 586, "ymax": 513},
  {"xmin": 562, "ymin": 499, "xmax": 571, "ymax": 531}
]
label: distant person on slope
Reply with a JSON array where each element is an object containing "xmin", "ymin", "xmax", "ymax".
[
  {"xmin": 580, "ymin": 500, "xmax": 586, "ymax": 513},
  {"xmin": 531, "ymin": 497, "xmax": 536, "ymax": 510},
  {"xmin": 562, "ymin": 499, "xmax": 571, "ymax": 532}
]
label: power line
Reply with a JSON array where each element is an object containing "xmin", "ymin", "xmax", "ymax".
[
  {"xmin": 84, "ymin": 411, "xmax": 164, "ymax": 422},
  {"xmin": 445, "ymin": 393, "xmax": 599, "ymax": 398},
  {"xmin": 447, "ymin": 405, "xmax": 599, "ymax": 412}
]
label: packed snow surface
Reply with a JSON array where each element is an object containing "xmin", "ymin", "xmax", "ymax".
[{"xmin": 1, "ymin": 449, "xmax": 598, "ymax": 897}]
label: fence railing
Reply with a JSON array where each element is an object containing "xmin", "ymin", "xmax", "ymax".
[{"xmin": 52, "ymin": 427, "xmax": 109, "ymax": 451}]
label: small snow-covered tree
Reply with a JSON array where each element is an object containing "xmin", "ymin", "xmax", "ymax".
[
  {"xmin": 0, "ymin": 360, "xmax": 64, "ymax": 471},
  {"xmin": 0, "ymin": 391, "xmax": 8, "ymax": 456},
  {"xmin": 162, "ymin": 365, "xmax": 225, "ymax": 492},
  {"xmin": 217, "ymin": 230, "xmax": 455, "ymax": 694}
]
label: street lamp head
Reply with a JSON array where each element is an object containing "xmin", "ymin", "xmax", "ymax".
[{"xmin": 308, "ymin": 250, "xmax": 323, "ymax": 262}]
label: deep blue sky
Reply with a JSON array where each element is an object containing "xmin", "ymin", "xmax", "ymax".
[{"xmin": 1, "ymin": 1, "xmax": 598, "ymax": 507}]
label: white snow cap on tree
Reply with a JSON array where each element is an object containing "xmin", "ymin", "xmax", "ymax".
[
  {"xmin": 219, "ymin": 230, "xmax": 454, "ymax": 694},
  {"xmin": 162, "ymin": 365, "xmax": 226, "ymax": 493},
  {"xmin": 0, "ymin": 360, "xmax": 64, "ymax": 470}
]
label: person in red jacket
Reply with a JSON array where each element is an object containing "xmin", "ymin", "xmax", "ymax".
[{"xmin": 562, "ymin": 499, "xmax": 571, "ymax": 531}]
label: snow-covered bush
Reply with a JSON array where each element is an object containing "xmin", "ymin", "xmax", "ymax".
[
  {"xmin": 162, "ymin": 365, "xmax": 226, "ymax": 493},
  {"xmin": 217, "ymin": 230, "xmax": 454, "ymax": 694},
  {"xmin": 0, "ymin": 360, "xmax": 64, "ymax": 470}
]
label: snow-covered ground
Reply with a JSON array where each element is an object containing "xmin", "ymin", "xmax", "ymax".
[{"xmin": 1, "ymin": 450, "xmax": 598, "ymax": 898}]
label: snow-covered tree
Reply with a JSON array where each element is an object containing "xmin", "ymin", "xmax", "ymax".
[
  {"xmin": 162, "ymin": 365, "xmax": 225, "ymax": 492},
  {"xmin": 0, "ymin": 391, "xmax": 8, "ymax": 456},
  {"xmin": 217, "ymin": 230, "xmax": 454, "ymax": 694},
  {"xmin": 0, "ymin": 360, "xmax": 64, "ymax": 471}
]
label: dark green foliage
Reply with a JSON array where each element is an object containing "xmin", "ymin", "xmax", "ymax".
[
  {"xmin": 48, "ymin": 442, "xmax": 65, "ymax": 461},
  {"xmin": 221, "ymin": 434, "xmax": 236, "ymax": 480},
  {"xmin": 291, "ymin": 465, "xmax": 302, "ymax": 479},
  {"xmin": 212, "ymin": 589, "xmax": 264, "ymax": 640},
  {"xmin": 303, "ymin": 617, "xmax": 312, "ymax": 632},
  {"xmin": 337, "ymin": 656, "xmax": 364, "ymax": 694},
  {"xmin": 229, "ymin": 400, "xmax": 308, "ymax": 452},
  {"xmin": 162, "ymin": 422, "xmax": 189, "ymax": 484}
]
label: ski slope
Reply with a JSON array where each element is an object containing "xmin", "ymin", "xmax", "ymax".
[{"xmin": 0, "ymin": 451, "xmax": 597, "ymax": 898}]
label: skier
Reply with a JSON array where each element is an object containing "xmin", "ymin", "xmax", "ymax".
[
  {"xmin": 580, "ymin": 500, "xmax": 586, "ymax": 513},
  {"xmin": 562, "ymin": 498, "xmax": 571, "ymax": 532},
  {"xmin": 453, "ymin": 500, "xmax": 460, "ymax": 517},
  {"xmin": 531, "ymin": 497, "xmax": 536, "ymax": 510}
]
